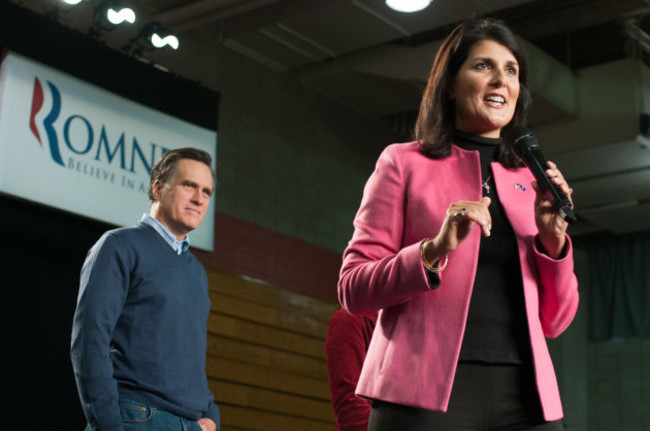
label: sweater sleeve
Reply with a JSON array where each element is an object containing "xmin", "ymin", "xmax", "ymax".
[
  {"xmin": 534, "ymin": 234, "xmax": 579, "ymax": 338},
  {"xmin": 71, "ymin": 233, "xmax": 131, "ymax": 431},
  {"xmin": 204, "ymin": 395, "xmax": 221, "ymax": 430},
  {"xmin": 338, "ymin": 145, "xmax": 434, "ymax": 315}
]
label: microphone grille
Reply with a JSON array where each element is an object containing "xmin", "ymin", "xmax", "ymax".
[{"xmin": 506, "ymin": 126, "xmax": 538, "ymax": 156}]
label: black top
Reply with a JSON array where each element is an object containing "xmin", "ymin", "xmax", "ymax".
[{"xmin": 451, "ymin": 130, "xmax": 531, "ymax": 365}]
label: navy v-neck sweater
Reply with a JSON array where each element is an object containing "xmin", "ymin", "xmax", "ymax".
[{"xmin": 71, "ymin": 222, "xmax": 219, "ymax": 430}]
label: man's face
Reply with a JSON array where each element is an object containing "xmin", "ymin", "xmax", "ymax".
[{"xmin": 151, "ymin": 159, "xmax": 213, "ymax": 240}]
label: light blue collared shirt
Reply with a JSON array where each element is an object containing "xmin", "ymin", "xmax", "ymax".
[{"xmin": 141, "ymin": 214, "xmax": 190, "ymax": 255}]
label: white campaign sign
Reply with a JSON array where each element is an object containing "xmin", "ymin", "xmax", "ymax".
[{"xmin": 0, "ymin": 52, "xmax": 217, "ymax": 251}]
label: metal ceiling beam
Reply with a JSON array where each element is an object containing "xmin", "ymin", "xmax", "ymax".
[{"xmin": 152, "ymin": 0, "xmax": 284, "ymax": 31}]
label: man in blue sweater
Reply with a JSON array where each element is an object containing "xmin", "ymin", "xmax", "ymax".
[{"xmin": 71, "ymin": 148, "xmax": 220, "ymax": 431}]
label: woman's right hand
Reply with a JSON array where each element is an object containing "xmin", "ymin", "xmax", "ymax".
[{"xmin": 422, "ymin": 197, "xmax": 492, "ymax": 263}]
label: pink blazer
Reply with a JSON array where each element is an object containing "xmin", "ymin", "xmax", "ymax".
[{"xmin": 338, "ymin": 142, "xmax": 579, "ymax": 421}]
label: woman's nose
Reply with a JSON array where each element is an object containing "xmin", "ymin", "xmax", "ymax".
[{"xmin": 490, "ymin": 70, "xmax": 504, "ymax": 87}]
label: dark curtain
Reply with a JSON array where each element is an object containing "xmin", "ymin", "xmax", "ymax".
[{"xmin": 583, "ymin": 230, "xmax": 650, "ymax": 341}]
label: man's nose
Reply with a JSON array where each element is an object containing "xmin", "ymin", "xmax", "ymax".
[{"xmin": 192, "ymin": 189, "xmax": 205, "ymax": 205}]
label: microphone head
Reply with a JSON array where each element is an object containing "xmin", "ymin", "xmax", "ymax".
[{"xmin": 505, "ymin": 126, "xmax": 538, "ymax": 156}]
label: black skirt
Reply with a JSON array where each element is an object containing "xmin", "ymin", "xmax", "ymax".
[{"xmin": 367, "ymin": 362, "xmax": 564, "ymax": 431}]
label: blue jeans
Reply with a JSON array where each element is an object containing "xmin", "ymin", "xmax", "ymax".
[{"xmin": 85, "ymin": 398, "xmax": 202, "ymax": 431}]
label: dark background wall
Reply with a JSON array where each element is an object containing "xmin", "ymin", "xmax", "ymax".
[{"xmin": 1, "ymin": 196, "xmax": 104, "ymax": 428}]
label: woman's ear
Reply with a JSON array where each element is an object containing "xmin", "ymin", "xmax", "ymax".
[{"xmin": 447, "ymin": 81, "xmax": 456, "ymax": 101}]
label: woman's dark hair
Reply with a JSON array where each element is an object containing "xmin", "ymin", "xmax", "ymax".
[
  {"xmin": 148, "ymin": 147, "xmax": 214, "ymax": 202},
  {"xmin": 413, "ymin": 18, "xmax": 530, "ymax": 168}
]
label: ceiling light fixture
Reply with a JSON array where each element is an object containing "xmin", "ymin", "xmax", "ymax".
[
  {"xmin": 151, "ymin": 33, "xmax": 179, "ymax": 50},
  {"xmin": 106, "ymin": 7, "xmax": 136, "ymax": 25},
  {"xmin": 62, "ymin": 0, "xmax": 85, "ymax": 4},
  {"xmin": 95, "ymin": 1, "xmax": 136, "ymax": 26},
  {"xmin": 123, "ymin": 22, "xmax": 180, "ymax": 56},
  {"xmin": 386, "ymin": 0, "xmax": 432, "ymax": 13},
  {"xmin": 145, "ymin": 22, "xmax": 180, "ymax": 50},
  {"xmin": 88, "ymin": 0, "xmax": 136, "ymax": 41}
]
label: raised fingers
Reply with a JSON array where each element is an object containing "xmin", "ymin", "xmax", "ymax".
[
  {"xmin": 448, "ymin": 198, "xmax": 492, "ymax": 237},
  {"xmin": 546, "ymin": 161, "xmax": 574, "ymax": 204}
]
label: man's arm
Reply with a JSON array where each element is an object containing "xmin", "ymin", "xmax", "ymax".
[
  {"xmin": 200, "ymin": 372, "xmax": 221, "ymax": 430},
  {"xmin": 71, "ymin": 233, "xmax": 130, "ymax": 430}
]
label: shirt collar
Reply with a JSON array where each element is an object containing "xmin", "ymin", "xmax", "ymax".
[{"xmin": 141, "ymin": 214, "xmax": 190, "ymax": 255}]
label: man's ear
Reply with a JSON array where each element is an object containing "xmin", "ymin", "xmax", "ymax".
[{"xmin": 151, "ymin": 180, "xmax": 163, "ymax": 201}]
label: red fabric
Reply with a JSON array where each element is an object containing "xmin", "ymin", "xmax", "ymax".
[{"xmin": 325, "ymin": 309, "xmax": 378, "ymax": 431}]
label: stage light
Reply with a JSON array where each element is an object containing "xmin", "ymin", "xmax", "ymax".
[
  {"xmin": 151, "ymin": 33, "xmax": 179, "ymax": 49},
  {"xmin": 44, "ymin": 0, "xmax": 86, "ymax": 22},
  {"xmin": 386, "ymin": 0, "xmax": 432, "ymax": 13},
  {"xmin": 143, "ymin": 22, "xmax": 179, "ymax": 50},
  {"xmin": 87, "ymin": 0, "xmax": 136, "ymax": 41},
  {"xmin": 107, "ymin": 7, "xmax": 135, "ymax": 24},
  {"xmin": 122, "ymin": 22, "xmax": 180, "ymax": 56},
  {"xmin": 95, "ymin": 1, "xmax": 136, "ymax": 26}
]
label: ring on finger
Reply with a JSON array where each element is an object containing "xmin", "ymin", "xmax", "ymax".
[{"xmin": 454, "ymin": 207, "xmax": 467, "ymax": 219}]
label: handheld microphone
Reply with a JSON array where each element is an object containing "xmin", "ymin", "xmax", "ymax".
[{"xmin": 506, "ymin": 126, "xmax": 577, "ymax": 224}]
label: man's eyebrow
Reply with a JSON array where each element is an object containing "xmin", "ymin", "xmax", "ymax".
[{"xmin": 181, "ymin": 179, "xmax": 213, "ymax": 196}]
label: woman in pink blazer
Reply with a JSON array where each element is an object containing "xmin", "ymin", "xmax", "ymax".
[{"xmin": 338, "ymin": 18, "xmax": 578, "ymax": 431}]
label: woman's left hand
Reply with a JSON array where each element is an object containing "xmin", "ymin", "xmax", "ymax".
[{"xmin": 532, "ymin": 160, "xmax": 573, "ymax": 259}]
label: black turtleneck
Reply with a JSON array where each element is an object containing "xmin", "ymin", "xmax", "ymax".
[{"xmin": 451, "ymin": 130, "xmax": 531, "ymax": 365}]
